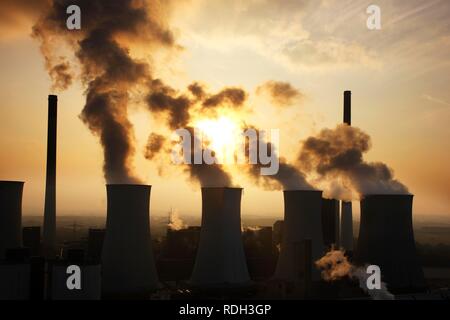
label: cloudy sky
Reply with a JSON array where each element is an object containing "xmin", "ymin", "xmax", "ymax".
[{"xmin": 0, "ymin": 0, "xmax": 449, "ymax": 219}]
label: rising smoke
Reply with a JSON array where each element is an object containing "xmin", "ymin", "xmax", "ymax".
[
  {"xmin": 33, "ymin": 0, "xmax": 176, "ymax": 183},
  {"xmin": 298, "ymin": 124, "xmax": 408, "ymax": 198},
  {"xmin": 244, "ymin": 127, "xmax": 313, "ymax": 190},
  {"xmin": 315, "ymin": 249, "xmax": 395, "ymax": 300},
  {"xmin": 256, "ymin": 80, "xmax": 303, "ymax": 107},
  {"xmin": 145, "ymin": 83, "xmax": 248, "ymax": 187}
]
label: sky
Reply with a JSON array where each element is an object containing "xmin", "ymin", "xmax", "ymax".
[{"xmin": 0, "ymin": 0, "xmax": 449, "ymax": 220}]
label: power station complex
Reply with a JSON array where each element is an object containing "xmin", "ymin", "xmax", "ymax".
[{"xmin": 0, "ymin": 92, "xmax": 431, "ymax": 300}]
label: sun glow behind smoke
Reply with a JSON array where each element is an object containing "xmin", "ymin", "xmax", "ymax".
[{"xmin": 194, "ymin": 115, "xmax": 241, "ymax": 163}]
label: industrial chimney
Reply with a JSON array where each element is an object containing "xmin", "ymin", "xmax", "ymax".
[
  {"xmin": 190, "ymin": 187, "xmax": 250, "ymax": 287},
  {"xmin": 101, "ymin": 184, "xmax": 159, "ymax": 296},
  {"xmin": 354, "ymin": 194, "xmax": 426, "ymax": 292},
  {"xmin": 274, "ymin": 190, "xmax": 325, "ymax": 281},
  {"xmin": 343, "ymin": 90, "xmax": 351, "ymax": 126},
  {"xmin": 340, "ymin": 90, "xmax": 354, "ymax": 254},
  {"xmin": 340, "ymin": 201, "xmax": 353, "ymax": 253},
  {"xmin": 0, "ymin": 181, "xmax": 24, "ymax": 258},
  {"xmin": 42, "ymin": 95, "xmax": 57, "ymax": 257}
]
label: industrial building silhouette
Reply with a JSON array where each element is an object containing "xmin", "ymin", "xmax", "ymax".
[{"xmin": 0, "ymin": 92, "xmax": 434, "ymax": 300}]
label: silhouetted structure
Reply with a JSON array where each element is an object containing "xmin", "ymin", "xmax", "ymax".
[
  {"xmin": 43, "ymin": 95, "xmax": 57, "ymax": 257},
  {"xmin": 190, "ymin": 187, "xmax": 250, "ymax": 287},
  {"xmin": 101, "ymin": 184, "xmax": 159, "ymax": 296},
  {"xmin": 340, "ymin": 201, "xmax": 354, "ymax": 253},
  {"xmin": 321, "ymin": 198, "xmax": 340, "ymax": 248},
  {"xmin": 164, "ymin": 227, "xmax": 200, "ymax": 259},
  {"xmin": 274, "ymin": 190, "xmax": 324, "ymax": 281},
  {"xmin": 344, "ymin": 90, "xmax": 351, "ymax": 125},
  {"xmin": 22, "ymin": 227, "xmax": 41, "ymax": 256},
  {"xmin": 272, "ymin": 220, "xmax": 284, "ymax": 250},
  {"xmin": 0, "ymin": 248, "xmax": 30, "ymax": 300},
  {"xmin": 355, "ymin": 194, "xmax": 426, "ymax": 292},
  {"xmin": 341, "ymin": 90, "xmax": 354, "ymax": 254},
  {"xmin": 0, "ymin": 181, "xmax": 24, "ymax": 258},
  {"xmin": 87, "ymin": 228, "xmax": 105, "ymax": 263}
]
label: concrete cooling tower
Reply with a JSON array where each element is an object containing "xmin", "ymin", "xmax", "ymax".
[
  {"xmin": 0, "ymin": 181, "xmax": 24, "ymax": 259},
  {"xmin": 274, "ymin": 190, "xmax": 325, "ymax": 281},
  {"xmin": 354, "ymin": 194, "xmax": 426, "ymax": 292},
  {"xmin": 101, "ymin": 184, "xmax": 159, "ymax": 296},
  {"xmin": 340, "ymin": 201, "xmax": 354, "ymax": 253},
  {"xmin": 190, "ymin": 187, "xmax": 250, "ymax": 287},
  {"xmin": 321, "ymin": 198, "xmax": 339, "ymax": 248}
]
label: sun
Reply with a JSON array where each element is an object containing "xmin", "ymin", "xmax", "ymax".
[{"xmin": 194, "ymin": 115, "xmax": 241, "ymax": 162}]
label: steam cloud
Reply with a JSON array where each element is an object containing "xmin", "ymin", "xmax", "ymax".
[
  {"xmin": 244, "ymin": 128, "xmax": 313, "ymax": 190},
  {"xmin": 168, "ymin": 210, "xmax": 187, "ymax": 231},
  {"xmin": 298, "ymin": 124, "xmax": 408, "ymax": 198},
  {"xmin": 315, "ymin": 249, "xmax": 395, "ymax": 300},
  {"xmin": 256, "ymin": 80, "xmax": 302, "ymax": 107},
  {"xmin": 145, "ymin": 133, "xmax": 166, "ymax": 161},
  {"xmin": 33, "ymin": 0, "xmax": 176, "ymax": 183}
]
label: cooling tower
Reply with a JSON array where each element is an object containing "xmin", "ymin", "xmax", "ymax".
[
  {"xmin": 101, "ymin": 184, "xmax": 159, "ymax": 296},
  {"xmin": 43, "ymin": 95, "xmax": 57, "ymax": 257},
  {"xmin": 274, "ymin": 190, "xmax": 325, "ymax": 281},
  {"xmin": 354, "ymin": 194, "xmax": 426, "ymax": 292},
  {"xmin": 340, "ymin": 201, "xmax": 353, "ymax": 252},
  {"xmin": 190, "ymin": 187, "xmax": 250, "ymax": 287},
  {"xmin": 321, "ymin": 198, "xmax": 339, "ymax": 248},
  {"xmin": 0, "ymin": 181, "xmax": 24, "ymax": 258}
]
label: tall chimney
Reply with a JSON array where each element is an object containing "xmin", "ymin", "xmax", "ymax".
[
  {"xmin": 343, "ymin": 90, "xmax": 351, "ymax": 126},
  {"xmin": 101, "ymin": 184, "xmax": 159, "ymax": 296},
  {"xmin": 354, "ymin": 194, "xmax": 426, "ymax": 292},
  {"xmin": 274, "ymin": 190, "xmax": 324, "ymax": 281},
  {"xmin": 0, "ymin": 181, "xmax": 24, "ymax": 258},
  {"xmin": 43, "ymin": 95, "xmax": 57, "ymax": 257},
  {"xmin": 190, "ymin": 187, "xmax": 250, "ymax": 287}
]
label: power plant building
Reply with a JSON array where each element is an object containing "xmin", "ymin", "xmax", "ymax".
[{"xmin": 0, "ymin": 181, "xmax": 24, "ymax": 259}]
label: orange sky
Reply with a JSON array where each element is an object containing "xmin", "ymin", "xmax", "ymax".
[{"xmin": 0, "ymin": 0, "xmax": 449, "ymax": 219}]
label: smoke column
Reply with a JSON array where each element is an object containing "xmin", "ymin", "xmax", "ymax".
[
  {"xmin": 244, "ymin": 128, "xmax": 313, "ymax": 190},
  {"xmin": 298, "ymin": 124, "xmax": 408, "ymax": 198},
  {"xmin": 33, "ymin": 0, "xmax": 176, "ymax": 183},
  {"xmin": 315, "ymin": 249, "xmax": 395, "ymax": 300}
]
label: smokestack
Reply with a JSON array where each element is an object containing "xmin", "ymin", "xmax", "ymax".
[
  {"xmin": 190, "ymin": 188, "xmax": 250, "ymax": 287},
  {"xmin": 101, "ymin": 185, "xmax": 159, "ymax": 296},
  {"xmin": 0, "ymin": 181, "xmax": 24, "ymax": 258},
  {"xmin": 321, "ymin": 198, "xmax": 340, "ymax": 248},
  {"xmin": 43, "ymin": 95, "xmax": 57, "ymax": 257},
  {"xmin": 340, "ymin": 201, "xmax": 353, "ymax": 253},
  {"xmin": 274, "ymin": 190, "xmax": 325, "ymax": 281},
  {"xmin": 354, "ymin": 194, "xmax": 426, "ymax": 292},
  {"xmin": 343, "ymin": 90, "xmax": 351, "ymax": 126}
]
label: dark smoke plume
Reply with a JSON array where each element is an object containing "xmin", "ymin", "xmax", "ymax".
[
  {"xmin": 256, "ymin": 80, "xmax": 302, "ymax": 107},
  {"xmin": 146, "ymin": 79, "xmax": 192, "ymax": 130},
  {"xmin": 183, "ymin": 127, "xmax": 232, "ymax": 187},
  {"xmin": 145, "ymin": 133, "xmax": 166, "ymax": 161},
  {"xmin": 34, "ymin": 0, "xmax": 176, "ymax": 183},
  {"xmin": 144, "ymin": 83, "xmax": 249, "ymax": 187},
  {"xmin": 244, "ymin": 127, "xmax": 313, "ymax": 190},
  {"xmin": 298, "ymin": 124, "xmax": 408, "ymax": 197},
  {"xmin": 202, "ymin": 87, "xmax": 247, "ymax": 108}
]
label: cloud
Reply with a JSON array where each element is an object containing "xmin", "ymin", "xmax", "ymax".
[
  {"xmin": 256, "ymin": 80, "xmax": 303, "ymax": 107},
  {"xmin": 422, "ymin": 94, "xmax": 450, "ymax": 107}
]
